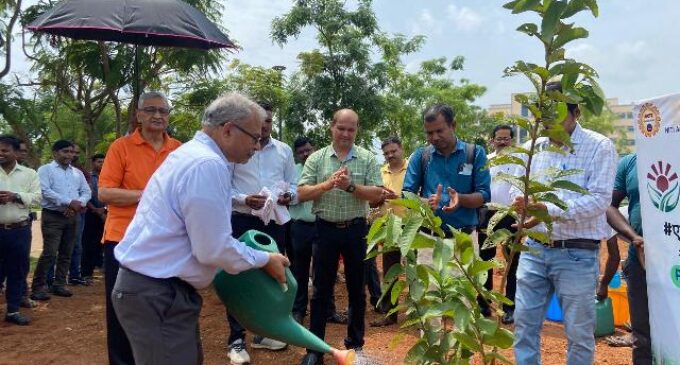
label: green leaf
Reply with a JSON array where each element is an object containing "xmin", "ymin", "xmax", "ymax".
[
  {"xmin": 536, "ymin": 192, "xmax": 568, "ymax": 210},
  {"xmin": 410, "ymin": 234, "xmax": 436, "ymax": 250},
  {"xmin": 488, "ymin": 154, "xmax": 526, "ymax": 169},
  {"xmin": 453, "ymin": 331, "xmax": 482, "ymax": 352},
  {"xmin": 409, "ymin": 277, "xmax": 427, "ymax": 301},
  {"xmin": 383, "ymin": 261, "xmax": 403, "ymax": 286},
  {"xmin": 399, "ymin": 215, "xmax": 424, "ymax": 256},
  {"xmin": 484, "ymin": 352, "xmax": 514, "ymax": 365},
  {"xmin": 548, "ymin": 47, "xmax": 566, "ymax": 64},
  {"xmin": 528, "ymin": 180, "xmax": 554, "ymax": 194},
  {"xmin": 485, "ymin": 327, "xmax": 515, "ymax": 348},
  {"xmin": 469, "ymin": 260, "xmax": 501, "ymax": 277},
  {"xmin": 525, "ymin": 230, "xmax": 551, "ymax": 244},
  {"xmin": 389, "ymin": 198, "xmax": 422, "ymax": 210},
  {"xmin": 367, "ymin": 213, "xmax": 388, "ymax": 243},
  {"xmin": 541, "ymin": 0, "xmax": 568, "ymax": 42},
  {"xmin": 477, "ymin": 317, "xmax": 499, "ymax": 337},
  {"xmin": 553, "ymin": 26, "xmax": 589, "ymax": 49},
  {"xmin": 483, "ymin": 228, "xmax": 514, "ymax": 249},
  {"xmin": 391, "ymin": 280, "xmax": 407, "ymax": 305},
  {"xmin": 516, "ymin": 22, "xmax": 539, "ymax": 36},
  {"xmin": 504, "ymin": 0, "xmax": 541, "ymax": 14},
  {"xmin": 551, "ymin": 179, "xmax": 590, "ymax": 195},
  {"xmin": 460, "ymin": 246, "xmax": 475, "ymax": 266}
]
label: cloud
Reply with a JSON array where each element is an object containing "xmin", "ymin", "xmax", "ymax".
[
  {"xmin": 410, "ymin": 9, "xmax": 443, "ymax": 36},
  {"xmin": 447, "ymin": 5, "xmax": 484, "ymax": 32}
]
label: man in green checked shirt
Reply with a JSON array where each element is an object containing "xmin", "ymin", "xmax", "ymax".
[{"xmin": 296, "ymin": 109, "xmax": 383, "ymax": 365}]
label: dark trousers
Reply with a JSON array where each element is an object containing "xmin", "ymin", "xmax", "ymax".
[
  {"xmin": 309, "ymin": 219, "xmax": 367, "ymax": 352},
  {"xmin": 226, "ymin": 213, "xmax": 286, "ymax": 344},
  {"xmin": 290, "ymin": 220, "xmax": 338, "ymax": 318},
  {"xmin": 0, "ymin": 226, "xmax": 31, "ymax": 312},
  {"xmin": 32, "ymin": 210, "xmax": 77, "ymax": 290},
  {"xmin": 378, "ymin": 250, "xmax": 401, "ymax": 320},
  {"xmin": 364, "ymin": 257, "xmax": 381, "ymax": 307},
  {"xmin": 0, "ymin": 221, "xmax": 32, "ymax": 299},
  {"xmin": 623, "ymin": 255, "xmax": 652, "ymax": 365},
  {"xmin": 105, "ymin": 242, "xmax": 136, "ymax": 365},
  {"xmin": 477, "ymin": 211, "xmax": 518, "ymax": 311},
  {"xmin": 113, "ymin": 267, "xmax": 203, "ymax": 365},
  {"xmin": 69, "ymin": 212, "xmax": 86, "ymax": 279},
  {"xmin": 81, "ymin": 211, "xmax": 105, "ymax": 277}
]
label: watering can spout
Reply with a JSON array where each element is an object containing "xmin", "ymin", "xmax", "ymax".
[
  {"xmin": 330, "ymin": 348, "xmax": 357, "ymax": 365},
  {"xmin": 213, "ymin": 230, "xmax": 352, "ymax": 361}
]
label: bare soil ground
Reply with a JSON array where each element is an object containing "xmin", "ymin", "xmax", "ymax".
[{"xmin": 0, "ymin": 221, "xmax": 632, "ymax": 364}]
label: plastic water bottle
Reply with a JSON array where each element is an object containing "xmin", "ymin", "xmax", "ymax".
[{"xmin": 609, "ymin": 271, "xmax": 621, "ymax": 289}]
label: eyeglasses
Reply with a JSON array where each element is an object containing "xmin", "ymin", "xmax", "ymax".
[
  {"xmin": 230, "ymin": 123, "xmax": 261, "ymax": 145},
  {"xmin": 139, "ymin": 106, "xmax": 171, "ymax": 116},
  {"xmin": 494, "ymin": 137, "xmax": 513, "ymax": 142}
]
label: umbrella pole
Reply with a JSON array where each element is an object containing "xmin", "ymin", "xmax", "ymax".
[{"xmin": 134, "ymin": 44, "xmax": 141, "ymax": 105}]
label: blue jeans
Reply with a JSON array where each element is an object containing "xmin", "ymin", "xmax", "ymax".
[{"xmin": 513, "ymin": 239, "xmax": 599, "ymax": 365}]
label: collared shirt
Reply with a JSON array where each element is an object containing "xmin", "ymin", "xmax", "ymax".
[
  {"xmin": 231, "ymin": 138, "xmax": 298, "ymax": 215},
  {"xmin": 488, "ymin": 151, "xmax": 518, "ymax": 207},
  {"xmin": 289, "ymin": 163, "xmax": 316, "ymax": 222},
  {"xmin": 380, "ymin": 160, "xmax": 408, "ymax": 216},
  {"xmin": 614, "ymin": 154, "xmax": 641, "ymax": 260},
  {"xmin": 403, "ymin": 139, "xmax": 491, "ymax": 229},
  {"xmin": 99, "ymin": 129, "xmax": 182, "ymax": 242},
  {"xmin": 299, "ymin": 145, "xmax": 382, "ymax": 222},
  {"xmin": 37, "ymin": 161, "xmax": 91, "ymax": 212},
  {"xmin": 115, "ymin": 131, "xmax": 270, "ymax": 289},
  {"xmin": 89, "ymin": 171, "xmax": 105, "ymax": 209},
  {"xmin": 0, "ymin": 163, "xmax": 41, "ymax": 224},
  {"xmin": 516, "ymin": 123, "xmax": 618, "ymax": 241}
]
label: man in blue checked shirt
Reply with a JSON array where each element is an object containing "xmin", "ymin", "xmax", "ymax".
[{"xmin": 511, "ymin": 82, "xmax": 618, "ymax": 365}]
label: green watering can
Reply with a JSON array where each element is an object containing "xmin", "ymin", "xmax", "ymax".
[{"xmin": 213, "ymin": 230, "xmax": 355, "ymax": 365}]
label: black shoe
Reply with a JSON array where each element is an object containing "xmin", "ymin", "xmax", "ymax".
[
  {"xmin": 68, "ymin": 277, "xmax": 91, "ymax": 286},
  {"xmin": 327, "ymin": 312, "xmax": 348, "ymax": 324},
  {"xmin": 293, "ymin": 312, "xmax": 305, "ymax": 324},
  {"xmin": 299, "ymin": 352, "xmax": 323, "ymax": 365},
  {"xmin": 5, "ymin": 312, "xmax": 31, "ymax": 326},
  {"xmin": 20, "ymin": 297, "xmax": 38, "ymax": 309},
  {"xmin": 370, "ymin": 316, "xmax": 397, "ymax": 327},
  {"xmin": 501, "ymin": 309, "xmax": 514, "ymax": 325},
  {"xmin": 50, "ymin": 286, "xmax": 73, "ymax": 297},
  {"xmin": 30, "ymin": 291, "xmax": 51, "ymax": 301}
]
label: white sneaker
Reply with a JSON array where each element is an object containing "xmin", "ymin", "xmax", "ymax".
[
  {"xmin": 227, "ymin": 339, "xmax": 250, "ymax": 365},
  {"xmin": 251, "ymin": 335, "xmax": 287, "ymax": 351}
]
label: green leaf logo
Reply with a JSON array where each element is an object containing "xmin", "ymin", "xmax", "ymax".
[{"xmin": 647, "ymin": 161, "xmax": 680, "ymax": 212}]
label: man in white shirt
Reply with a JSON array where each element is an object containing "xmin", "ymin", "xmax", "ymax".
[
  {"xmin": 512, "ymin": 82, "xmax": 618, "ymax": 365},
  {"xmin": 226, "ymin": 102, "xmax": 297, "ymax": 363},
  {"xmin": 112, "ymin": 93, "xmax": 289, "ymax": 365},
  {"xmin": 476, "ymin": 125, "xmax": 520, "ymax": 324}
]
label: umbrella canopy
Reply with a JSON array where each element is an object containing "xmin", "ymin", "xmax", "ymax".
[{"xmin": 27, "ymin": 0, "xmax": 235, "ymax": 50}]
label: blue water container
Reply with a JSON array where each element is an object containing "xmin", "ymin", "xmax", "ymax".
[
  {"xmin": 546, "ymin": 293, "xmax": 563, "ymax": 322},
  {"xmin": 609, "ymin": 271, "xmax": 621, "ymax": 289}
]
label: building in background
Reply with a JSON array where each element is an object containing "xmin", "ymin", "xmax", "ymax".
[{"xmin": 488, "ymin": 94, "xmax": 634, "ymax": 154}]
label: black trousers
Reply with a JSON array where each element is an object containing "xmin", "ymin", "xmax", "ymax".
[
  {"xmin": 226, "ymin": 214, "xmax": 285, "ymax": 344},
  {"xmin": 0, "ymin": 225, "xmax": 31, "ymax": 313},
  {"xmin": 32, "ymin": 210, "xmax": 77, "ymax": 290},
  {"xmin": 81, "ymin": 211, "xmax": 104, "ymax": 278},
  {"xmin": 476, "ymin": 210, "xmax": 518, "ymax": 311},
  {"xmin": 378, "ymin": 250, "xmax": 401, "ymax": 320},
  {"xmin": 309, "ymin": 219, "xmax": 367, "ymax": 352},
  {"xmin": 105, "ymin": 242, "xmax": 136, "ymax": 365},
  {"xmin": 290, "ymin": 220, "xmax": 338, "ymax": 317}
]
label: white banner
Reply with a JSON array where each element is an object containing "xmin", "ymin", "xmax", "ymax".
[{"xmin": 634, "ymin": 93, "xmax": 680, "ymax": 364}]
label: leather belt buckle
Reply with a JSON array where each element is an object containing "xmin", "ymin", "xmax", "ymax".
[{"xmin": 335, "ymin": 221, "xmax": 349, "ymax": 229}]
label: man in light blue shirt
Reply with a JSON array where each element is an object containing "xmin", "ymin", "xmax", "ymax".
[
  {"xmin": 31, "ymin": 140, "xmax": 91, "ymax": 301},
  {"xmin": 112, "ymin": 93, "xmax": 289, "ymax": 365}
]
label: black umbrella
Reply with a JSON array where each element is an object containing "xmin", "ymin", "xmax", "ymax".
[{"xmin": 27, "ymin": 0, "xmax": 236, "ymax": 99}]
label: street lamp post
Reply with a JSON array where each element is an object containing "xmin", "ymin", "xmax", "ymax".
[{"xmin": 272, "ymin": 65, "xmax": 286, "ymax": 139}]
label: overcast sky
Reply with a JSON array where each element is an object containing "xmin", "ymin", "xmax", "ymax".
[{"xmin": 11, "ymin": 0, "xmax": 679, "ymax": 108}]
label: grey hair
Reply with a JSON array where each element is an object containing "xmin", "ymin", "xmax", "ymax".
[
  {"xmin": 138, "ymin": 91, "xmax": 171, "ymax": 109},
  {"xmin": 201, "ymin": 92, "xmax": 265, "ymax": 127}
]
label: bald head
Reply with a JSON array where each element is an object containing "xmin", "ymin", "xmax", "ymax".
[
  {"xmin": 332, "ymin": 109, "xmax": 359, "ymax": 127},
  {"xmin": 330, "ymin": 108, "xmax": 359, "ymax": 150}
]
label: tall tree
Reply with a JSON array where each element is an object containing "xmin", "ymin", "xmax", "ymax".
[
  {"xmin": 0, "ymin": 0, "xmax": 22, "ymax": 79},
  {"xmin": 272, "ymin": 0, "xmax": 386, "ymax": 146}
]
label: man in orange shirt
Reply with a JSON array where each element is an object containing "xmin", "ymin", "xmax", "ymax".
[{"xmin": 98, "ymin": 91, "xmax": 181, "ymax": 365}]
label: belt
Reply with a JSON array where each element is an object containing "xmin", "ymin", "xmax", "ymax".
[
  {"xmin": 317, "ymin": 217, "xmax": 366, "ymax": 229},
  {"xmin": 292, "ymin": 219, "xmax": 315, "ymax": 226},
  {"xmin": 0, "ymin": 218, "xmax": 31, "ymax": 230},
  {"xmin": 535, "ymin": 238, "xmax": 600, "ymax": 250},
  {"xmin": 42, "ymin": 208, "xmax": 64, "ymax": 215}
]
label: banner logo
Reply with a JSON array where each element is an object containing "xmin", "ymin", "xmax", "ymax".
[
  {"xmin": 647, "ymin": 161, "xmax": 679, "ymax": 212},
  {"xmin": 672, "ymin": 265, "xmax": 680, "ymax": 289},
  {"xmin": 638, "ymin": 102, "xmax": 661, "ymax": 137}
]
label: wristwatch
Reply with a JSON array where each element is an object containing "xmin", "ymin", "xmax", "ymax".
[{"xmin": 345, "ymin": 183, "xmax": 356, "ymax": 193}]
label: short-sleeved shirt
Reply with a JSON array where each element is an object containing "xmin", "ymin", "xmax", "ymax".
[
  {"xmin": 614, "ymin": 154, "xmax": 641, "ymax": 260},
  {"xmin": 403, "ymin": 139, "xmax": 491, "ymax": 229},
  {"xmin": 289, "ymin": 163, "xmax": 316, "ymax": 223},
  {"xmin": 380, "ymin": 160, "xmax": 408, "ymax": 217},
  {"xmin": 99, "ymin": 129, "xmax": 181, "ymax": 242},
  {"xmin": 298, "ymin": 144, "xmax": 381, "ymax": 222}
]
